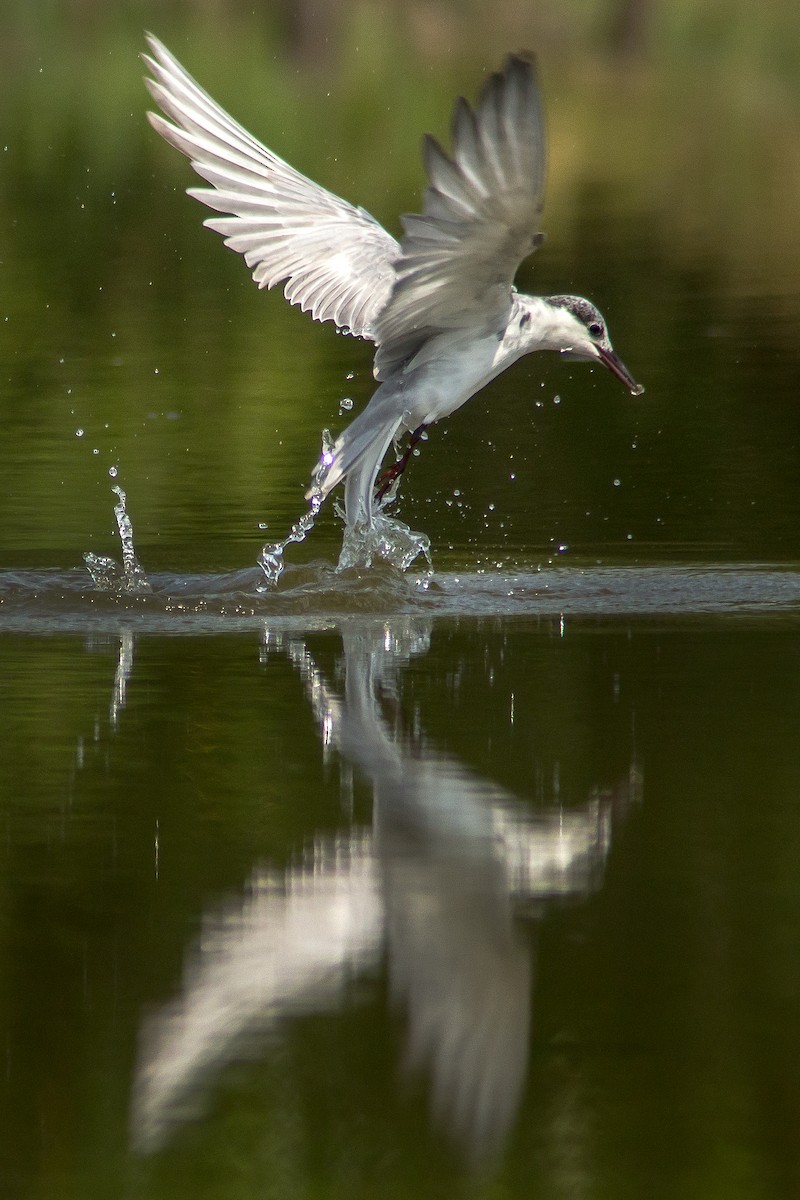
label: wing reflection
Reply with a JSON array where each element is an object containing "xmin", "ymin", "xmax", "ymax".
[
  {"xmin": 133, "ymin": 832, "xmax": 381, "ymax": 1151},
  {"xmin": 132, "ymin": 618, "xmax": 640, "ymax": 1162}
]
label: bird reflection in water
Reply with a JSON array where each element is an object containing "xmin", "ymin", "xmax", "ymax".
[{"xmin": 131, "ymin": 619, "xmax": 640, "ymax": 1163}]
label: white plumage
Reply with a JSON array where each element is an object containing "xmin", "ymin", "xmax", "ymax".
[{"xmin": 144, "ymin": 37, "xmax": 642, "ymax": 529}]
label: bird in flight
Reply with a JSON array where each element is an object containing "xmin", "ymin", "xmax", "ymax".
[{"xmin": 143, "ymin": 36, "xmax": 642, "ymax": 531}]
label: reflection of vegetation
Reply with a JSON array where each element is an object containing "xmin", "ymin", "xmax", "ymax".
[{"xmin": 4, "ymin": 621, "xmax": 800, "ymax": 1195}]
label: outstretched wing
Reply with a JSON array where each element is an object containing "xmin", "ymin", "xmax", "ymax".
[
  {"xmin": 143, "ymin": 35, "xmax": 400, "ymax": 339},
  {"xmin": 374, "ymin": 53, "xmax": 546, "ymax": 378}
]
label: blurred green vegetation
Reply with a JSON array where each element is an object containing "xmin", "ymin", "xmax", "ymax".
[
  {"xmin": 1, "ymin": 0, "xmax": 799, "ymax": 566},
  {"xmin": 2, "ymin": 0, "xmax": 799, "ymax": 286}
]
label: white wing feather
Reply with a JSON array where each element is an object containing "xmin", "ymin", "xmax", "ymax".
[
  {"xmin": 143, "ymin": 35, "xmax": 399, "ymax": 339},
  {"xmin": 144, "ymin": 40, "xmax": 547, "ymax": 386}
]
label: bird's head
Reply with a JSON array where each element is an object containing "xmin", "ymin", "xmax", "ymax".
[{"xmin": 544, "ymin": 295, "xmax": 644, "ymax": 396}]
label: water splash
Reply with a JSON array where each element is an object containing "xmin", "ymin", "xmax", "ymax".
[
  {"xmin": 310, "ymin": 427, "xmax": 336, "ymax": 494},
  {"xmin": 84, "ymin": 485, "xmax": 153, "ymax": 594},
  {"xmin": 336, "ymin": 506, "xmax": 432, "ymax": 573},
  {"xmin": 258, "ymin": 491, "xmax": 431, "ymax": 586},
  {"xmin": 256, "ymin": 433, "xmax": 332, "ymax": 587},
  {"xmin": 258, "ymin": 493, "xmax": 322, "ymax": 589},
  {"xmin": 259, "ymin": 428, "xmax": 433, "ymax": 584}
]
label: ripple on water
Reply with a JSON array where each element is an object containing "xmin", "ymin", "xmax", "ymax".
[{"xmin": 3, "ymin": 563, "xmax": 800, "ymax": 634}]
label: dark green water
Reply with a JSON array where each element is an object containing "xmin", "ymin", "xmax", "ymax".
[
  {"xmin": 2, "ymin": 9, "xmax": 800, "ymax": 1198},
  {"xmin": 2, "ymin": 607, "xmax": 800, "ymax": 1199}
]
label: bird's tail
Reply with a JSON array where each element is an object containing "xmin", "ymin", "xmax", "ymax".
[{"xmin": 307, "ymin": 389, "xmax": 405, "ymax": 527}]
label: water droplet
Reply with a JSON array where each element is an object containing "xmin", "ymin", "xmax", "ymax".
[{"xmin": 613, "ymin": 478, "xmax": 621, "ymax": 488}]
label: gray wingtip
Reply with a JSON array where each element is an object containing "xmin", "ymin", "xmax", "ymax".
[
  {"xmin": 500, "ymin": 51, "xmax": 539, "ymax": 96},
  {"xmin": 502, "ymin": 50, "xmax": 537, "ymax": 78}
]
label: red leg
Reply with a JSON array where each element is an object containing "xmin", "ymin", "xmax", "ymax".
[{"xmin": 375, "ymin": 424, "xmax": 427, "ymax": 502}]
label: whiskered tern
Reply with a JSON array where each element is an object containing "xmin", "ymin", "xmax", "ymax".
[{"xmin": 143, "ymin": 36, "xmax": 643, "ymax": 529}]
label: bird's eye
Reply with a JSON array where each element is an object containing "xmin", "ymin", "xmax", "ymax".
[{"xmin": 588, "ymin": 321, "xmax": 604, "ymax": 339}]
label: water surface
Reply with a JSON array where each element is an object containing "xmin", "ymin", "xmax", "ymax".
[
  {"xmin": 2, "ymin": 10, "xmax": 800, "ymax": 1197},
  {"xmin": 2, "ymin": 587, "xmax": 800, "ymax": 1198}
]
